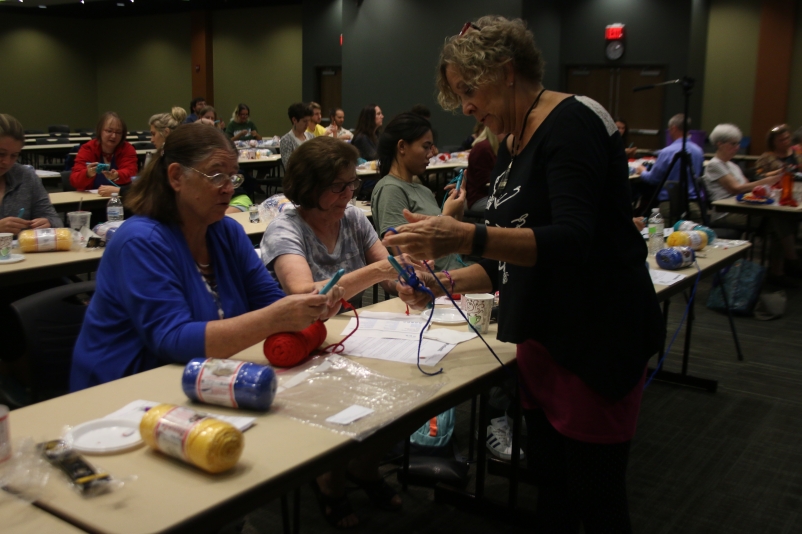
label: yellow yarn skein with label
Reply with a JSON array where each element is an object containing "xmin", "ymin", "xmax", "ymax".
[
  {"xmin": 140, "ymin": 403, "xmax": 244, "ymax": 474},
  {"xmin": 666, "ymin": 230, "xmax": 707, "ymax": 251}
]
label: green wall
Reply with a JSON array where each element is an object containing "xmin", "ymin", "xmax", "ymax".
[
  {"xmin": 96, "ymin": 13, "xmax": 192, "ymax": 131},
  {"xmin": 0, "ymin": 14, "xmax": 96, "ymax": 132},
  {"xmin": 700, "ymin": 0, "xmax": 761, "ymax": 135},
  {"xmin": 787, "ymin": 2, "xmax": 802, "ymax": 130},
  {"xmin": 213, "ymin": 6, "xmax": 303, "ymax": 138}
]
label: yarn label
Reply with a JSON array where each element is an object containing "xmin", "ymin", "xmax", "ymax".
[
  {"xmin": 153, "ymin": 406, "xmax": 207, "ymax": 461},
  {"xmin": 35, "ymin": 229, "xmax": 57, "ymax": 251},
  {"xmin": 196, "ymin": 359, "xmax": 245, "ymax": 408}
]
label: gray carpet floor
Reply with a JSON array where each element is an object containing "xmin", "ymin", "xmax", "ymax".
[{"xmin": 227, "ymin": 277, "xmax": 802, "ymax": 534}]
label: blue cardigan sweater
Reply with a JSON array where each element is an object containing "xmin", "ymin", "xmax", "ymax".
[{"xmin": 70, "ymin": 215, "xmax": 284, "ymax": 391}]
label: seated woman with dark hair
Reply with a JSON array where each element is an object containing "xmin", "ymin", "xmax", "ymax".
[
  {"xmin": 198, "ymin": 105, "xmax": 226, "ymax": 131},
  {"xmin": 615, "ymin": 119, "xmax": 638, "ymax": 158},
  {"xmin": 261, "ymin": 135, "xmax": 403, "ymax": 528},
  {"xmin": 70, "ymin": 123, "xmax": 344, "ymax": 391},
  {"xmin": 70, "ymin": 111, "xmax": 138, "ymax": 191},
  {"xmin": 464, "ymin": 125, "xmax": 499, "ymax": 212},
  {"xmin": 0, "ymin": 113, "xmax": 64, "ymax": 368},
  {"xmin": 262, "ymin": 136, "xmax": 399, "ymax": 309},
  {"xmin": 371, "ymin": 112, "xmax": 466, "ymax": 271},
  {"xmin": 351, "ymin": 104, "xmax": 384, "ymax": 161},
  {"xmin": 279, "ymin": 103, "xmax": 314, "ymax": 170}
]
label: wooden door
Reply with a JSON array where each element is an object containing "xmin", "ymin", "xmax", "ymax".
[
  {"xmin": 317, "ymin": 66, "xmax": 342, "ymax": 127},
  {"xmin": 616, "ymin": 68, "xmax": 665, "ymax": 150},
  {"xmin": 564, "ymin": 66, "xmax": 665, "ymax": 150}
]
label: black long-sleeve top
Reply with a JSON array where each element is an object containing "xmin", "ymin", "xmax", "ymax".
[{"xmin": 482, "ymin": 96, "xmax": 664, "ymax": 400}]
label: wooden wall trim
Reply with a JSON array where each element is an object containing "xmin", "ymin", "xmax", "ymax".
[
  {"xmin": 750, "ymin": 0, "xmax": 796, "ymax": 154},
  {"xmin": 190, "ymin": 10, "xmax": 214, "ymax": 106}
]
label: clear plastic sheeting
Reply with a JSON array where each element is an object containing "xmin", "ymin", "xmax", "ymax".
[{"xmin": 273, "ymin": 355, "xmax": 442, "ymax": 441}]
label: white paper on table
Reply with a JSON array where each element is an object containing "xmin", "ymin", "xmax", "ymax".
[
  {"xmin": 423, "ymin": 329, "xmax": 477, "ymax": 344},
  {"xmin": 325, "ymin": 405, "xmax": 374, "ymax": 425},
  {"xmin": 340, "ymin": 315, "xmax": 427, "ymax": 340},
  {"xmin": 89, "ymin": 189, "xmax": 99, "ymax": 194},
  {"xmin": 435, "ymin": 296, "xmax": 462, "ymax": 306},
  {"xmin": 339, "ymin": 336, "xmax": 453, "ymax": 367},
  {"xmin": 275, "ymin": 359, "xmax": 333, "ymax": 394},
  {"xmin": 102, "ymin": 399, "xmax": 256, "ymax": 432},
  {"xmin": 649, "ymin": 269, "xmax": 686, "ymax": 286}
]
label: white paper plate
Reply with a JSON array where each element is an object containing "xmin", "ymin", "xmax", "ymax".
[
  {"xmin": 421, "ymin": 307, "xmax": 467, "ymax": 325},
  {"xmin": 0, "ymin": 254, "xmax": 24, "ymax": 265},
  {"xmin": 66, "ymin": 418, "xmax": 144, "ymax": 454}
]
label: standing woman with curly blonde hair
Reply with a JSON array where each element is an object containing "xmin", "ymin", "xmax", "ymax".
[{"xmin": 384, "ymin": 16, "xmax": 663, "ymax": 532}]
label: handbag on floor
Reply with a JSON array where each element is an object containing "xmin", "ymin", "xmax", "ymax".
[{"xmin": 706, "ymin": 259, "xmax": 765, "ymax": 315}]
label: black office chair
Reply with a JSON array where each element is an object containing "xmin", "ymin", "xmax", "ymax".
[
  {"xmin": 35, "ymin": 137, "xmax": 60, "ymax": 145},
  {"xmin": 24, "ymin": 129, "xmax": 44, "ymax": 135},
  {"xmin": 11, "ymin": 281, "xmax": 96, "ymax": 403},
  {"xmin": 61, "ymin": 170, "xmax": 76, "ymax": 192},
  {"xmin": 48, "ymin": 124, "xmax": 70, "ymax": 134},
  {"xmin": 131, "ymin": 141, "xmax": 156, "ymax": 150}
]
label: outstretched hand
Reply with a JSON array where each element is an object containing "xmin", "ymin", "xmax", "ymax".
[{"xmin": 382, "ymin": 210, "xmax": 473, "ymax": 261}]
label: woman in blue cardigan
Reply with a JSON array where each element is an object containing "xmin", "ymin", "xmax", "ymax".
[{"xmin": 71, "ymin": 123, "xmax": 344, "ymax": 391}]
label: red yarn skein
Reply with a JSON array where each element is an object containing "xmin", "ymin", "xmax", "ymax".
[{"xmin": 263, "ymin": 320, "xmax": 328, "ymax": 367}]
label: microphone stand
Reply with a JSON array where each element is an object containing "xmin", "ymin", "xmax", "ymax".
[{"xmin": 634, "ymin": 76, "xmax": 705, "ymax": 224}]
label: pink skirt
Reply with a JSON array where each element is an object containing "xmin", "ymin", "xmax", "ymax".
[{"xmin": 516, "ymin": 339, "xmax": 645, "ymax": 444}]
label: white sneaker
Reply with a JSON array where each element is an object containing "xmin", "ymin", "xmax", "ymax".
[{"xmin": 486, "ymin": 421, "xmax": 525, "ymax": 461}]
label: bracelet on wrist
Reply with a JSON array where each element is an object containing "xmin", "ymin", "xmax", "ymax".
[
  {"xmin": 471, "ymin": 223, "xmax": 487, "ymax": 257},
  {"xmin": 442, "ymin": 270, "xmax": 455, "ymax": 295}
]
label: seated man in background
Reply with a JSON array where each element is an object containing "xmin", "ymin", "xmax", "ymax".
[
  {"xmin": 183, "ymin": 97, "xmax": 205, "ymax": 124},
  {"xmin": 306, "ymin": 102, "xmax": 327, "ymax": 137},
  {"xmin": 636, "ymin": 113, "xmax": 704, "ymax": 219},
  {"xmin": 279, "ymin": 103, "xmax": 313, "ymax": 170},
  {"xmin": 324, "ymin": 108, "xmax": 353, "ymax": 140}
]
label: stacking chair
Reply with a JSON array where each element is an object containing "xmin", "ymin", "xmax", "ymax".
[
  {"xmin": 48, "ymin": 124, "xmax": 70, "ymax": 134},
  {"xmin": 61, "ymin": 170, "xmax": 76, "ymax": 192},
  {"xmin": 11, "ymin": 281, "xmax": 96, "ymax": 403}
]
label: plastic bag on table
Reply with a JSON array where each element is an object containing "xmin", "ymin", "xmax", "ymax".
[{"xmin": 272, "ymin": 354, "xmax": 442, "ymax": 441}]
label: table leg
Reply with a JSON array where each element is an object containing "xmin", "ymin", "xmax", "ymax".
[
  {"xmin": 468, "ymin": 396, "xmax": 476, "ymax": 462},
  {"xmin": 402, "ymin": 437, "xmax": 410, "ymax": 492},
  {"xmin": 716, "ymin": 270, "xmax": 744, "ymax": 361}
]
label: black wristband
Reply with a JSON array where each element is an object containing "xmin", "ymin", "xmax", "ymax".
[{"xmin": 471, "ymin": 223, "xmax": 487, "ymax": 257}]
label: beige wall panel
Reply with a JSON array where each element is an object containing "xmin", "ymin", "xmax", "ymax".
[
  {"xmin": 0, "ymin": 15, "xmax": 96, "ymax": 132},
  {"xmin": 701, "ymin": 0, "xmax": 761, "ymax": 136},
  {"xmin": 213, "ymin": 6, "xmax": 303, "ymax": 138},
  {"xmin": 96, "ymin": 13, "xmax": 192, "ymax": 131}
]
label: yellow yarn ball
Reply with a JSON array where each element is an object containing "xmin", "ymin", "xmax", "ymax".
[
  {"xmin": 140, "ymin": 403, "xmax": 244, "ymax": 474},
  {"xmin": 666, "ymin": 230, "xmax": 707, "ymax": 251}
]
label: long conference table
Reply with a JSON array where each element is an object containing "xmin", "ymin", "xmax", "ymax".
[
  {"xmin": 5, "ymin": 297, "xmax": 517, "ymax": 534},
  {"xmin": 0, "ymin": 205, "xmax": 373, "ymax": 288},
  {"xmin": 1, "ymin": 233, "xmax": 752, "ymax": 532}
]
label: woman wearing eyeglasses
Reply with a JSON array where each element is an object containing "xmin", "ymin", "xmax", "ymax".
[
  {"xmin": 262, "ymin": 136, "xmax": 400, "ymax": 312},
  {"xmin": 70, "ymin": 111, "xmax": 138, "ymax": 191},
  {"xmin": 70, "ymin": 124, "xmax": 344, "ymax": 391},
  {"xmin": 384, "ymin": 16, "xmax": 663, "ymax": 532}
]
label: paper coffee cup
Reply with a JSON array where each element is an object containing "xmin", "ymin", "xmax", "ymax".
[
  {"xmin": 464, "ymin": 293, "xmax": 494, "ymax": 334},
  {"xmin": 0, "ymin": 233, "xmax": 13, "ymax": 260}
]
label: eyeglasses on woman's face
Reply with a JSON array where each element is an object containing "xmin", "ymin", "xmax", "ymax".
[
  {"xmin": 183, "ymin": 165, "xmax": 244, "ymax": 188},
  {"xmin": 328, "ymin": 178, "xmax": 362, "ymax": 194}
]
